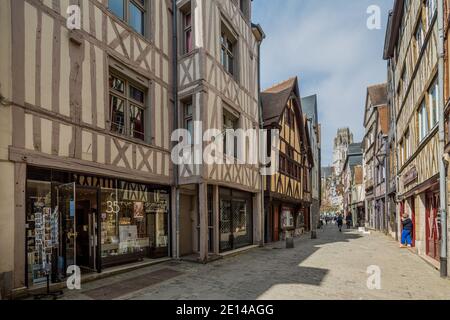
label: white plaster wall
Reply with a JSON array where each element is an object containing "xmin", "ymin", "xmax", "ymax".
[{"xmin": 0, "ymin": 0, "xmax": 12, "ymax": 161}]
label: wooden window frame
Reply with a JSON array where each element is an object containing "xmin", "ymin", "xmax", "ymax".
[
  {"xmin": 220, "ymin": 20, "xmax": 238, "ymax": 78},
  {"xmin": 303, "ymin": 166, "xmax": 309, "ymax": 192},
  {"xmin": 418, "ymin": 99, "xmax": 429, "ymax": 143},
  {"xmin": 181, "ymin": 2, "xmax": 193, "ymax": 55},
  {"xmin": 223, "ymin": 109, "xmax": 239, "ymax": 158},
  {"xmin": 109, "ymin": 70, "xmax": 147, "ymax": 141},
  {"xmin": 415, "ymin": 19, "xmax": 424, "ymax": 56},
  {"xmin": 428, "ymin": 78, "xmax": 439, "ymax": 128},
  {"xmin": 183, "ymin": 98, "xmax": 194, "ymax": 145},
  {"xmin": 108, "ymin": 0, "xmax": 147, "ymax": 36},
  {"xmin": 426, "ymin": 0, "xmax": 437, "ymax": 27}
]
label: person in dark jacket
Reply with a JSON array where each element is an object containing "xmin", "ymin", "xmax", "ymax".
[
  {"xmin": 345, "ymin": 213, "xmax": 352, "ymax": 229},
  {"xmin": 337, "ymin": 215, "xmax": 343, "ymax": 232},
  {"xmin": 401, "ymin": 213, "xmax": 413, "ymax": 248}
]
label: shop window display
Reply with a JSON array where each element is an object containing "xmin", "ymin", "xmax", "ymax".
[
  {"xmin": 219, "ymin": 188, "xmax": 253, "ymax": 252},
  {"xmin": 26, "ymin": 181, "xmax": 58, "ymax": 284},
  {"xmin": 100, "ymin": 187, "xmax": 169, "ymax": 262},
  {"xmin": 25, "ymin": 167, "xmax": 170, "ymax": 287}
]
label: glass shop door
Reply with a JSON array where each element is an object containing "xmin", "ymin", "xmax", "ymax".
[{"xmin": 57, "ymin": 183, "xmax": 77, "ymax": 275}]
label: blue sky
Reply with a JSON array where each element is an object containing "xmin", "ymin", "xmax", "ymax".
[{"xmin": 253, "ymin": 0, "xmax": 393, "ymax": 166}]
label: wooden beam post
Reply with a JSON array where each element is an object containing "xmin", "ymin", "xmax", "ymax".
[{"xmin": 198, "ymin": 182, "xmax": 208, "ymax": 262}]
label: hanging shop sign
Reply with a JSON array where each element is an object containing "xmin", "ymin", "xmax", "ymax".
[{"xmin": 402, "ymin": 166, "xmax": 418, "ymax": 187}]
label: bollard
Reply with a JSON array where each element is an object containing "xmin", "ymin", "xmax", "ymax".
[
  {"xmin": 286, "ymin": 237, "xmax": 294, "ymax": 249},
  {"xmin": 311, "ymin": 230, "xmax": 317, "ymax": 239}
]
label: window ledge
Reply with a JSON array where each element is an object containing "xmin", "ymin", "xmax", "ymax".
[
  {"xmin": 108, "ymin": 131, "xmax": 170, "ymax": 153},
  {"xmin": 179, "ymin": 49, "xmax": 199, "ymax": 60}
]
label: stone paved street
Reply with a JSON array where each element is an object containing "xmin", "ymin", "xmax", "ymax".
[{"xmin": 61, "ymin": 225, "xmax": 450, "ymax": 300}]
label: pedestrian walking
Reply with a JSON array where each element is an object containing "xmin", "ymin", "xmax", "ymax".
[
  {"xmin": 400, "ymin": 213, "xmax": 413, "ymax": 248},
  {"xmin": 346, "ymin": 213, "xmax": 352, "ymax": 229},
  {"xmin": 337, "ymin": 215, "xmax": 343, "ymax": 232}
]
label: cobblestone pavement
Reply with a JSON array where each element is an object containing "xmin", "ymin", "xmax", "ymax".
[{"xmin": 61, "ymin": 225, "xmax": 450, "ymax": 300}]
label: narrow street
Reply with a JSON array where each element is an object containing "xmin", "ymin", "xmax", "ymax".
[{"xmin": 61, "ymin": 225, "xmax": 450, "ymax": 300}]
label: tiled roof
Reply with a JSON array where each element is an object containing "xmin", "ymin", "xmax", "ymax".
[
  {"xmin": 378, "ymin": 105, "xmax": 389, "ymax": 134},
  {"xmin": 261, "ymin": 77, "xmax": 299, "ymax": 124},
  {"xmin": 367, "ymin": 83, "xmax": 388, "ymax": 106},
  {"xmin": 354, "ymin": 166, "xmax": 363, "ymax": 184}
]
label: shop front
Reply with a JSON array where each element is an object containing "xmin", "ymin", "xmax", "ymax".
[
  {"xmin": 280, "ymin": 206, "xmax": 295, "ymax": 239},
  {"xmin": 26, "ymin": 167, "xmax": 170, "ymax": 287},
  {"xmin": 265, "ymin": 201, "xmax": 309, "ymax": 242},
  {"xmin": 425, "ymin": 191, "xmax": 441, "ymax": 261},
  {"xmin": 219, "ymin": 188, "xmax": 253, "ymax": 253}
]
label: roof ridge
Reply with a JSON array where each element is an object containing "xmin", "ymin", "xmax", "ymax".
[
  {"xmin": 263, "ymin": 76, "xmax": 297, "ymax": 93},
  {"xmin": 367, "ymin": 82, "xmax": 387, "ymax": 89}
]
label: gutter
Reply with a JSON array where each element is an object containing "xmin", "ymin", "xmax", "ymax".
[
  {"xmin": 252, "ymin": 22, "xmax": 266, "ymax": 246},
  {"xmin": 437, "ymin": 0, "xmax": 448, "ymax": 277},
  {"xmin": 171, "ymin": 0, "xmax": 180, "ymax": 259}
]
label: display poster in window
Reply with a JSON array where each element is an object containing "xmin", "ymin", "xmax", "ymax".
[
  {"xmin": 281, "ymin": 209, "xmax": 294, "ymax": 229},
  {"xmin": 133, "ymin": 201, "xmax": 144, "ymax": 219}
]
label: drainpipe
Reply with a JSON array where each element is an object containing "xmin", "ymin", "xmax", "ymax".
[
  {"xmin": 438, "ymin": 0, "xmax": 448, "ymax": 278},
  {"xmin": 384, "ymin": 135, "xmax": 389, "ymax": 236},
  {"xmin": 391, "ymin": 60, "xmax": 399, "ymax": 242},
  {"xmin": 172, "ymin": 0, "xmax": 180, "ymax": 260},
  {"xmin": 256, "ymin": 28, "xmax": 265, "ymax": 247}
]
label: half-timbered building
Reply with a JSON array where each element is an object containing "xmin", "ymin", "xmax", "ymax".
[
  {"xmin": 261, "ymin": 77, "xmax": 313, "ymax": 242},
  {"xmin": 341, "ymin": 143, "xmax": 363, "ymax": 227},
  {"xmin": 0, "ymin": 0, "xmax": 176, "ymax": 298},
  {"xmin": 174, "ymin": 0, "xmax": 264, "ymax": 262},
  {"xmin": 441, "ymin": 0, "xmax": 450, "ymax": 276},
  {"xmin": 384, "ymin": 0, "xmax": 441, "ymax": 267},
  {"xmin": 0, "ymin": 0, "xmax": 265, "ymax": 297},
  {"xmin": 363, "ymin": 84, "xmax": 388, "ymax": 230},
  {"xmin": 302, "ymin": 94, "xmax": 321, "ymax": 235}
]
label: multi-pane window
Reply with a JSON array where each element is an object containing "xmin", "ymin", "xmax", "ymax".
[
  {"xmin": 221, "ymin": 23, "xmax": 237, "ymax": 76},
  {"xmin": 239, "ymin": 0, "xmax": 250, "ymax": 20},
  {"xmin": 399, "ymin": 140, "xmax": 404, "ymax": 166},
  {"xmin": 415, "ymin": 21, "xmax": 424, "ymax": 56},
  {"xmin": 405, "ymin": 130, "xmax": 411, "ymax": 160},
  {"xmin": 109, "ymin": 0, "xmax": 146, "ymax": 36},
  {"xmin": 223, "ymin": 109, "xmax": 239, "ymax": 158},
  {"xmin": 418, "ymin": 100, "xmax": 429, "ymax": 142},
  {"xmin": 429, "ymin": 79, "xmax": 439, "ymax": 128},
  {"xmin": 109, "ymin": 73, "xmax": 146, "ymax": 141},
  {"xmin": 183, "ymin": 10, "xmax": 193, "ymax": 54},
  {"xmin": 426, "ymin": 0, "xmax": 437, "ymax": 26},
  {"xmin": 400, "ymin": 67, "xmax": 408, "ymax": 97},
  {"xmin": 303, "ymin": 166, "xmax": 309, "ymax": 191},
  {"xmin": 280, "ymin": 156, "xmax": 286, "ymax": 173},
  {"xmin": 183, "ymin": 100, "xmax": 194, "ymax": 144},
  {"xmin": 285, "ymin": 108, "xmax": 295, "ymax": 128}
]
